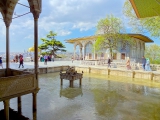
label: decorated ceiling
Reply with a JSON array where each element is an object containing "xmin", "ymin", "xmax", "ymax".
[{"xmin": 130, "ymin": 0, "xmax": 160, "ymax": 18}]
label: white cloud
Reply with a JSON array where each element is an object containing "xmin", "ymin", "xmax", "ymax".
[
  {"xmin": 0, "ymin": 0, "xmax": 128, "ymax": 52},
  {"xmin": 38, "ymin": 0, "xmax": 126, "ymax": 36},
  {"xmin": 72, "ymin": 22, "xmax": 96, "ymax": 31}
]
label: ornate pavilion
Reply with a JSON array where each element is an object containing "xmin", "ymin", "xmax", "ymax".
[
  {"xmin": 66, "ymin": 34, "xmax": 153, "ymax": 62},
  {"xmin": 0, "ymin": 0, "xmax": 41, "ymax": 120}
]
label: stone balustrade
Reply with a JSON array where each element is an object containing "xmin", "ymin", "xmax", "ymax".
[
  {"xmin": 80, "ymin": 60, "xmax": 160, "ymax": 71},
  {"xmin": 75, "ymin": 66, "xmax": 160, "ymax": 81}
]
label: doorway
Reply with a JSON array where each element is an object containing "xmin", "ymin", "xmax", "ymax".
[{"xmin": 121, "ymin": 53, "xmax": 125, "ymax": 60}]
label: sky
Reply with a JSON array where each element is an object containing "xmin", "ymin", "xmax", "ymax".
[{"xmin": 0, "ymin": 0, "xmax": 159, "ymax": 53}]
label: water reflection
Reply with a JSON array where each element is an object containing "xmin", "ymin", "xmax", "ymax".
[
  {"xmin": 1, "ymin": 72, "xmax": 160, "ymax": 120},
  {"xmin": 60, "ymin": 86, "xmax": 83, "ymax": 99}
]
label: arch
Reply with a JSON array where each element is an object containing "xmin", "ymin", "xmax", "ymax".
[
  {"xmin": 74, "ymin": 42, "xmax": 82, "ymax": 48},
  {"xmin": 0, "ymin": 1, "xmax": 5, "ymax": 19},
  {"xmin": 84, "ymin": 40, "xmax": 93, "ymax": 48},
  {"xmin": 28, "ymin": 0, "xmax": 41, "ymax": 13},
  {"xmin": 84, "ymin": 41, "xmax": 93, "ymax": 60},
  {"xmin": 5, "ymin": 0, "xmax": 18, "ymax": 22}
]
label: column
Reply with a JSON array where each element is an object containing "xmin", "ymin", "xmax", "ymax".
[
  {"xmin": 93, "ymin": 46, "xmax": 96, "ymax": 60},
  {"xmin": 32, "ymin": 92, "xmax": 37, "ymax": 120},
  {"xmin": 73, "ymin": 46, "xmax": 76, "ymax": 60},
  {"xmin": 18, "ymin": 97, "xmax": 22, "ymax": 114},
  {"xmin": 32, "ymin": 12, "xmax": 40, "ymax": 88},
  {"xmin": 4, "ymin": 20, "xmax": 11, "ymax": 74},
  {"xmin": 80, "ymin": 47, "xmax": 82, "ymax": 60},
  {"xmin": 3, "ymin": 99, "xmax": 10, "ymax": 120},
  {"xmin": 82, "ymin": 46, "xmax": 85, "ymax": 60},
  {"xmin": 32, "ymin": 11, "xmax": 40, "ymax": 120}
]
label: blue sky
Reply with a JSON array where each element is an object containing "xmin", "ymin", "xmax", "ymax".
[{"xmin": 0, "ymin": 0, "xmax": 159, "ymax": 53}]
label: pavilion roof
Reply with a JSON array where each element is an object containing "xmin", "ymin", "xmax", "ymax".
[
  {"xmin": 129, "ymin": 0, "xmax": 160, "ymax": 18},
  {"xmin": 66, "ymin": 34, "xmax": 153, "ymax": 43}
]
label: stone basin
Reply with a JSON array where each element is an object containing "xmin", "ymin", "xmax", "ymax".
[{"xmin": 0, "ymin": 69, "xmax": 37, "ymax": 101}]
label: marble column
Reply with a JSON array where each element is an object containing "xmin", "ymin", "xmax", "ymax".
[
  {"xmin": 4, "ymin": 20, "xmax": 11, "ymax": 75},
  {"xmin": 32, "ymin": 11, "xmax": 40, "ymax": 88},
  {"xmin": 3, "ymin": 99, "xmax": 10, "ymax": 120},
  {"xmin": 18, "ymin": 97, "xmax": 22, "ymax": 114},
  {"xmin": 73, "ymin": 46, "xmax": 76, "ymax": 60},
  {"xmin": 32, "ymin": 92, "xmax": 37, "ymax": 120},
  {"xmin": 80, "ymin": 47, "xmax": 82, "ymax": 60},
  {"xmin": 82, "ymin": 46, "xmax": 85, "ymax": 60},
  {"xmin": 32, "ymin": 10, "xmax": 40, "ymax": 120}
]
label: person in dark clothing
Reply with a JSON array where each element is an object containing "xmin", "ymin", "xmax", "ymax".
[
  {"xmin": 142, "ymin": 56, "xmax": 146, "ymax": 70},
  {"xmin": 18, "ymin": 55, "xmax": 24, "ymax": 68},
  {"xmin": 0, "ymin": 57, "xmax": 3, "ymax": 68},
  {"xmin": 107, "ymin": 57, "xmax": 111, "ymax": 68}
]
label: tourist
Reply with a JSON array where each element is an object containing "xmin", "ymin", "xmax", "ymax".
[
  {"xmin": 142, "ymin": 56, "xmax": 146, "ymax": 70},
  {"xmin": 126, "ymin": 57, "xmax": 131, "ymax": 70},
  {"xmin": 107, "ymin": 57, "xmax": 111, "ymax": 68},
  {"xmin": 0, "ymin": 57, "xmax": 3, "ymax": 68},
  {"xmin": 15, "ymin": 54, "xmax": 18, "ymax": 63},
  {"xmin": 44, "ymin": 54, "xmax": 48, "ymax": 65},
  {"xmin": 52, "ymin": 55, "xmax": 54, "ymax": 62},
  {"xmin": 72, "ymin": 57, "xmax": 74, "ymax": 63},
  {"xmin": 31, "ymin": 57, "xmax": 33, "ymax": 62},
  {"xmin": 40, "ymin": 55, "xmax": 43, "ymax": 62},
  {"xmin": 18, "ymin": 55, "xmax": 24, "ymax": 68},
  {"xmin": 145, "ymin": 58, "xmax": 151, "ymax": 71}
]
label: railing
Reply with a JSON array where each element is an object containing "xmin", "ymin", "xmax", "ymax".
[{"xmin": 80, "ymin": 60, "xmax": 160, "ymax": 71}]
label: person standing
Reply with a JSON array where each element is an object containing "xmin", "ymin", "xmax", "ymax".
[
  {"xmin": 52, "ymin": 55, "xmax": 54, "ymax": 62},
  {"xmin": 126, "ymin": 57, "xmax": 131, "ymax": 70},
  {"xmin": 0, "ymin": 57, "xmax": 3, "ymax": 68},
  {"xmin": 71, "ymin": 57, "xmax": 74, "ymax": 63},
  {"xmin": 145, "ymin": 58, "xmax": 151, "ymax": 71},
  {"xmin": 44, "ymin": 54, "xmax": 48, "ymax": 65},
  {"xmin": 142, "ymin": 56, "xmax": 146, "ymax": 70},
  {"xmin": 18, "ymin": 55, "xmax": 24, "ymax": 68},
  {"xmin": 107, "ymin": 57, "xmax": 111, "ymax": 68}
]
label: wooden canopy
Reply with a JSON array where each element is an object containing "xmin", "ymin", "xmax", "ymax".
[{"xmin": 129, "ymin": 0, "xmax": 160, "ymax": 18}]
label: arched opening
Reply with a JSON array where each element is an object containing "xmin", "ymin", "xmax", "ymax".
[
  {"xmin": 74, "ymin": 43, "xmax": 82, "ymax": 60},
  {"xmin": 84, "ymin": 41, "xmax": 93, "ymax": 60}
]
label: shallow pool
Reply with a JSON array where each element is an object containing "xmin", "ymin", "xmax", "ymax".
[{"xmin": 1, "ymin": 72, "xmax": 160, "ymax": 120}]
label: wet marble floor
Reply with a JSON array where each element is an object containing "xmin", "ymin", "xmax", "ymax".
[{"xmin": 1, "ymin": 73, "xmax": 160, "ymax": 120}]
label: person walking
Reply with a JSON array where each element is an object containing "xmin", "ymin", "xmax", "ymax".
[
  {"xmin": 18, "ymin": 55, "xmax": 24, "ymax": 68},
  {"xmin": 126, "ymin": 57, "xmax": 131, "ymax": 70},
  {"xmin": 145, "ymin": 58, "xmax": 151, "ymax": 71},
  {"xmin": 142, "ymin": 56, "xmax": 146, "ymax": 70},
  {"xmin": 107, "ymin": 57, "xmax": 111, "ymax": 68},
  {"xmin": 0, "ymin": 57, "xmax": 3, "ymax": 68},
  {"xmin": 71, "ymin": 57, "xmax": 74, "ymax": 63}
]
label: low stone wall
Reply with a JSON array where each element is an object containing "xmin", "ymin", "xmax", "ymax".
[
  {"xmin": 22, "ymin": 65, "xmax": 160, "ymax": 81},
  {"xmin": 80, "ymin": 60, "xmax": 160, "ymax": 71},
  {"xmin": 75, "ymin": 67, "xmax": 160, "ymax": 81},
  {"xmin": 24, "ymin": 66, "xmax": 70, "ymax": 74}
]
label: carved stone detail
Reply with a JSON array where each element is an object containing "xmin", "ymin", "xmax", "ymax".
[{"xmin": 0, "ymin": 74, "xmax": 36, "ymax": 98}]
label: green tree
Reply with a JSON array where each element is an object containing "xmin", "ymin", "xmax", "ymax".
[
  {"xmin": 39, "ymin": 31, "xmax": 66, "ymax": 57},
  {"xmin": 123, "ymin": 0, "xmax": 160, "ymax": 38},
  {"xmin": 94, "ymin": 15, "xmax": 132, "ymax": 59},
  {"xmin": 145, "ymin": 44, "xmax": 160, "ymax": 64}
]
